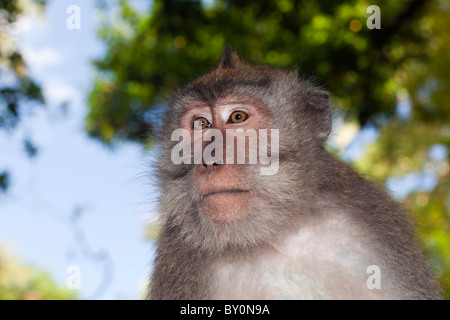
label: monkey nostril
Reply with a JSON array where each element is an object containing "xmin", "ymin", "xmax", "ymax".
[{"xmin": 202, "ymin": 161, "xmax": 222, "ymax": 168}]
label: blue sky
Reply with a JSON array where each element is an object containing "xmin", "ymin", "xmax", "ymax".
[{"xmin": 0, "ymin": 0, "xmax": 155, "ymax": 299}]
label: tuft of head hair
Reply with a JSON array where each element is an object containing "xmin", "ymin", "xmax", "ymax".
[{"xmin": 218, "ymin": 46, "xmax": 247, "ymax": 70}]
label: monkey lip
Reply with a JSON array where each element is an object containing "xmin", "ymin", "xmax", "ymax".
[
  {"xmin": 200, "ymin": 189, "xmax": 252, "ymax": 223},
  {"xmin": 201, "ymin": 189, "xmax": 250, "ymax": 199}
]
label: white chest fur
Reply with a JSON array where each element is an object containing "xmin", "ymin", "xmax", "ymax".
[{"xmin": 210, "ymin": 213, "xmax": 393, "ymax": 299}]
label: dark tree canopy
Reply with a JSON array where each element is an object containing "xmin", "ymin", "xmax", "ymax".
[{"xmin": 87, "ymin": 0, "xmax": 448, "ymax": 146}]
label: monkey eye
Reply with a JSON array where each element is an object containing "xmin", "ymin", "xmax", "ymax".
[
  {"xmin": 193, "ymin": 117, "xmax": 211, "ymax": 130},
  {"xmin": 229, "ymin": 111, "xmax": 248, "ymax": 124}
]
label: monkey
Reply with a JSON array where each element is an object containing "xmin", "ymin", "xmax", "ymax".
[{"xmin": 148, "ymin": 47, "xmax": 442, "ymax": 300}]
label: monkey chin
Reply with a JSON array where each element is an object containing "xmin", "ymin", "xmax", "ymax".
[{"xmin": 200, "ymin": 191, "xmax": 251, "ymax": 223}]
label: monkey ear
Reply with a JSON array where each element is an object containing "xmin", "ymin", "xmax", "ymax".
[
  {"xmin": 218, "ymin": 46, "xmax": 244, "ymax": 69},
  {"xmin": 306, "ymin": 90, "xmax": 332, "ymax": 144}
]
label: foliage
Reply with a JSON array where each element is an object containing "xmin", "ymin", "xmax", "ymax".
[
  {"xmin": 356, "ymin": 120, "xmax": 450, "ymax": 299},
  {"xmin": 89, "ymin": 0, "xmax": 450, "ymax": 298},
  {"xmin": 0, "ymin": 0, "xmax": 45, "ymax": 193},
  {"xmin": 0, "ymin": 245, "xmax": 78, "ymax": 300},
  {"xmin": 88, "ymin": 0, "xmax": 443, "ymax": 145}
]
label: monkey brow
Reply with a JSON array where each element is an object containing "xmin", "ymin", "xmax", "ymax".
[
  {"xmin": 183, "ymin": 74, "xmax": 273, "ymax": 108},
  {"xmin": 227, "ymin": 78, "xmax": 272, "ymax": 88},
  {"xmin": 192, "ymin": 78, "xmax": 272, "ymax": 102}
]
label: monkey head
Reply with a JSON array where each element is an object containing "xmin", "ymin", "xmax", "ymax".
[{"xmin": 157, "ymin": 48, "xmax": 332, "ymax": 253}]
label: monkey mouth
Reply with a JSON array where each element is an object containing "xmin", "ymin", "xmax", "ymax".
[
  {"xmin": 199, "ymin": 189, "xmax": 252, "ymax": 223},
  {"xmin": 201, "ymin": 189, "xmax": 250, "ymax": 199}
]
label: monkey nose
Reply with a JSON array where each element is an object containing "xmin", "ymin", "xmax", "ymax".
[{"xmin": 202, "ymin": 160, "xmax": 222, "ymax": 170}]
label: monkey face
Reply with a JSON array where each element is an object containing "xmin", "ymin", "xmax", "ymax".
[
  {"xmin": 179, "ymin": 97, "xmax": 274, "ymax": 223},
  {"xmin": 156, "ymin": 48, "xmax": 331, "ymax": 252}
]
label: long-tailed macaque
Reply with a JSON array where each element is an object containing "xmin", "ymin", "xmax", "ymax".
[{"xmin": 148, "ymin": 48, "xmax": 442, "ymax": 300}]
